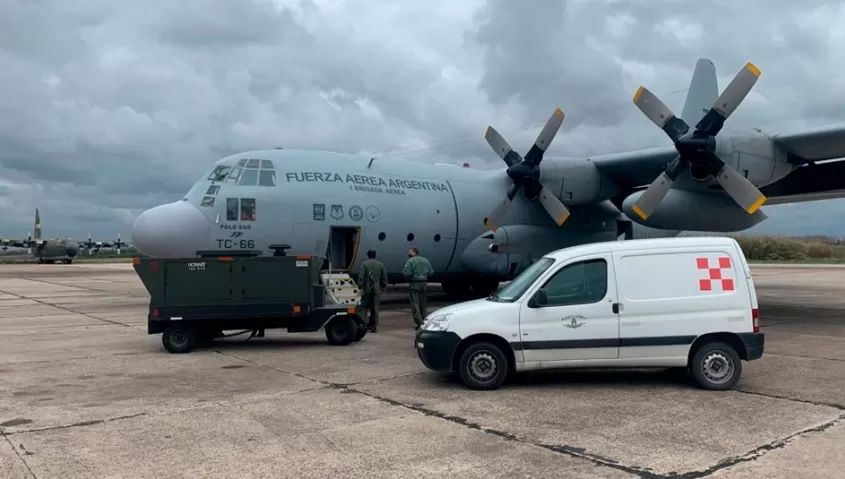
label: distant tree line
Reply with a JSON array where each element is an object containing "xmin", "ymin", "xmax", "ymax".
[{"xmin": 731, "ymin": 235, "xmax": 845, "ymax": 261}]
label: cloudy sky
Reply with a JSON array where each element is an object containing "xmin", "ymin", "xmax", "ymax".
[{"xmin": 2, "ymin": 0, "xmax": 845, "ymax": 243}]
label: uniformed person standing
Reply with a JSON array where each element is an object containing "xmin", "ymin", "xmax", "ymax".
[
  {"xmin": 402, "ymin": 247, "xmax": 433, "ymax": 329},
  {"xmin": 358, "ymin": 249, "xmax": 387, "ymax": 332}
]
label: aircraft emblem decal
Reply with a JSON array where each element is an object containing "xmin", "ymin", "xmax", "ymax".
[
  {"xmin": 366, "ymin": 206, "xmax": 380, "ymax": 223},
  {"xmin": 562, "ymin": 315, "xmax": 586, "ymax": 329},
  {"xmin": 230, "ymin": 232, "xmax": 243, "ymax": 238},
  {"xmin": 348, "ymin": 205, "xmax": 363, "ymax": 221},
  {"xmin": 313, "ymin": 203, "xmax": 325, "ymax": 221},
  {"xmin": 330, "ymin": 204, "xmax": 344, "ymax": 220}
]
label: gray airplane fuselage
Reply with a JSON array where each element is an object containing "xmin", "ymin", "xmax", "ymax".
[
  {"xmin": 32, "ymin": 239, "xmax": 79, "ymax": 263},
  {"xmin": 131, "ymin": 149, "xmax": 678, "ymax": 291}
]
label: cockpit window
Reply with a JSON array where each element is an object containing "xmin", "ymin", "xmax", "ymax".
[
  {"xmin": 201, "ymin": 196, "xmax": 215, "ymax": 207},
  {"xmin": 226, "ymin": 198, "xmax": 239, "ymax": 221},
  {"xmin": 205, "ymin": 185, "xmax": 220, "ymax": 196},
  {"xmin": 222, "ymin": 158, "xmax": 276, "ymax": 187},
  {"xmin": 259, "ymin": 170, "xmax": 275, "ymax": 187},
  {"xmin": 226, "ymin": 197, "xmax": 258, "ymax": 221},
  {"xmin": 207, "ymin": 165, "xmax": 231, "ymax": 182},
  {"xmin": 239, "ymin": 168, "xmax": 259, "ymax": 186},
  {"xmin": 226, "ymin": 167, "xmax": 242, "ymax": 184},
  {"xmin": 240, "ymin": 198, "xmax": 256, "ymax": 221}
]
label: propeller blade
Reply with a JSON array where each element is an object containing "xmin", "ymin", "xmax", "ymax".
[
  {"xmin": 484, "ymin": 126, "xmax": 522, "ymax": 167},
  {"xmin": 632, "ymin": 86, "xmax": 690, "ymax": 141},
  {"xmin": 714, "ymin": 162, "xmax": 768, "ymax": 214},
  {"xmin": 537, "ymin": 185, "xmax": 571, "ymax": 226},
  {"xmin": 523, "ymin": 108, "xmax": 565, "ymax": 165},
  {"xmin": 631, "ymin": 156, "xmax": 687, "ymax": 220},
  {"xmin": 484, "ymin": 196, "xmax": 513, "ymax": 232},
  {"xmin": 695, "ymin": 61, "xmax": 760, "ymax": 136}
]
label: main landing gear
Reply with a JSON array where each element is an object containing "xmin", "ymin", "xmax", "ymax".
[{"xmin": 440, "ymin": 277, "xmax": 500, "ymax": 300}]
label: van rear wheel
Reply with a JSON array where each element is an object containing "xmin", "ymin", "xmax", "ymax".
[
  {"xmin": 458, "ymin": 342, "xmax": 508, "ymax": 390},
  {"xmin": 690, "ymin": 342, "xmax": 742, "ymax": 390}
]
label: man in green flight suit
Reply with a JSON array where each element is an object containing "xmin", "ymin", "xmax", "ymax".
[
  {"xmin": 402, "ymin": 247, "xmax": 433, "ymax": 329},
  {"xmin": 358, "ymin": 249, "xmax": 388, "ymax": 332}
]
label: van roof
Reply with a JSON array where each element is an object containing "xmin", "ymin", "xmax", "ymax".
[{"xmin": 544, "ymin": 236, "xmax": 740, "ymax": 261}]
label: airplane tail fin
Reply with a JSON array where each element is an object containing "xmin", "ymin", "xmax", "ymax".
[
  {"xmin": 680, "ymin": 58, "xmax": 719, "ymax": 126},
  {"xmin": 34, "ymin": 208, "xmax": 41, "ymax": 240}
]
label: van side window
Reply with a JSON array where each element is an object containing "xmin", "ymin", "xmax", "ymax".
[{"xmin": 541, "ymin": 258, "xmax": 607, "ymax": 306}]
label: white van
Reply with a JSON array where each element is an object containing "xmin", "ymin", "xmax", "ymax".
[{"xmin": 414, "ymin": 236, "xmax": 764, "ymax": 391}]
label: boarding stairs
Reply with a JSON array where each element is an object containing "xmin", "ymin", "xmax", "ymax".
[{"xmin": 320, "ymin": 272, "xmax": 361, "ymax": 306}]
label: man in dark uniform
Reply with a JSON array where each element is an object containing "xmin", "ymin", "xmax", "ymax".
[
  {"xmin": 358, "ymin": 249, "xmax": 388, "ymax": 332},
  {"xmin": 403, "ymin": 247, "xmax": 433, "ymax": 329}
]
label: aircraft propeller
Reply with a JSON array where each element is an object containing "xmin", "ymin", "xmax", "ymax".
[
  {"xmin": 482, "ymin": 108, "xmax": 571, "ymax": 231},
  {"xmin": 81, "ymin": 233, "xmax": 126, "ymax": 253},
  {"xmin": 630, "ymin": 61, "xmax": 768, "ymax": 221}
]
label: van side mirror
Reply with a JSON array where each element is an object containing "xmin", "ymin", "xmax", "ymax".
[{"xmin": 531, "ymin": 288, "xmax": 548, "ymax": 307}]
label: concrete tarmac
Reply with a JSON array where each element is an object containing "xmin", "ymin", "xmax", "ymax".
[{"xmin": 1, "ymin": 263, "xmax": 844, "ymax": 478}]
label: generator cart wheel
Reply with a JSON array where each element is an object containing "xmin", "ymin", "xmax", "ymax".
[
  {"xmin": 458, "ymin": 342, "xmax": 508, "ymax": 391},
  {"xmin": 325, "ymin": 315, "xmax": 358, "ymax": 345},
  {"xmin": 690, "ymin": 341, "xmax": 742, "ymax": 391},
  {"xmin": 354, "ymin": 326, "xmax": 368, "ymax": 342},
  {"xmin": 162, "ymin": 326, "xmax": 198, "ymax": 354}
]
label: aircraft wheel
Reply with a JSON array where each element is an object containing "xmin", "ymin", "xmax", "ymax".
[
  {"xmin": 469, "ymin": 278, "xmax": 499, "ymax": 298},
  {"xmin": 441, "ymin": 280, "xmax": 472, "ymax": 300},
  {"xmin": 325, "ymin": 315, "xmax": 357, "ymax": 345},
  {"xmin": 162, "ymin": 326, "xmax": 197, "ymax": 354}
]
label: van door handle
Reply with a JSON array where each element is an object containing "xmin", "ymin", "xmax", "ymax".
[{"xmin": 612, "ymin": 303, "xmax": 621, "ymax": 314}]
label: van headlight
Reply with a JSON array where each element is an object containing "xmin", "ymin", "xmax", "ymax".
[{"xmin": 423, "ymin": 313, "xmax": 453, "ymax": 332}]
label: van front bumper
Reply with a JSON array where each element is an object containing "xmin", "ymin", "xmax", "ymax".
[
  {"xmin": 415, "ymin": 330, "xmax": 461, "ymax": 372},
  {"xmin": 737, "ymin": 332, "xmax": 765, "ymax": 360}
]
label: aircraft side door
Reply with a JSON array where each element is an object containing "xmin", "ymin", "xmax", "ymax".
[{"xmin": 518, "ymin": 253, "xmax": 620, "ymax": 362}]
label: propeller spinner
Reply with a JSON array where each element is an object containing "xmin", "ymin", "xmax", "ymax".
[
  {"xmin": 630, "ymin": 61, "xmax": 767, "ymax": 221},
  {"xmin": 483, "ymin": 108, "xmax": 571, "ymax": 231}
]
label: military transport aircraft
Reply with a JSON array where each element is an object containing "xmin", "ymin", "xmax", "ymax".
[
  {"xmin": 131, "ymin": 57, "xmax": 845, "ymax": 300},
  {"xmin": 0, "ymin": 208, "xmax": 127, "ymax": 264}
]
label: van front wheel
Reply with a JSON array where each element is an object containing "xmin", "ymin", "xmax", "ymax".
[
  {"xmin": 690, "ymin": 342, "xmax": 742, "ymax": 390},
  {"xmin": 458, "ymin": 342, "xmax": 508, "ymax": 391}
]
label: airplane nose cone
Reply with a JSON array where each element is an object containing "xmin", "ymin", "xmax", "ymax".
[{"xmin": 132, "ymin": 201, "xmax": 210, "ymax": 258}]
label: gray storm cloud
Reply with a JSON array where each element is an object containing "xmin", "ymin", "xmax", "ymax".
[{"xmin": 1, "ymin": 0, "xmax": 844, "ymax": 239}]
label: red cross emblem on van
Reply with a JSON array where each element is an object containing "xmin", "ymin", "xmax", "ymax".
[{"xmin": 696, "ymin": 256, "xmax": 734, "ymax": 292}]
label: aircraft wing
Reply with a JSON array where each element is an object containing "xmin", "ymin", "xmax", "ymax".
[
  {"xmin": 0, "ymin": 238, "xmax": 47, "ymax": 250},
  {"xmin": 757, "ymin": 123, "xmax": 845, "ymax": 205},
  {"xmin": 77, "ymin": 235, "xmax": 127, "ymax": 251},
  {"xmin": 0, "ymin": 238, "xmax": 29, "ymax": 249},
  {"xmin": 590, "ymin": 146, "xmax": 679, "ymax": 187},
  {"xmin": 761, "ymin": 159, "xmax": 845, "ymax": 205},
  {"xmin": 591, "ymin": 124, "xmax": 845, "ymax": 207},
  {"xmin": 771, "ymin": 123, "xmax": 845, "ymax": 164}
]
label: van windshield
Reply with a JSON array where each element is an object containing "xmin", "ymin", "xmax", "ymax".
[{"xmin": 487, "ymin": 257, "xmax": 555, "ymax": 302}]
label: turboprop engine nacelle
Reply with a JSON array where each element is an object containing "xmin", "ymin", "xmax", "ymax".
[
  {"xmin": 622, "ymin": 189, "xmax": 768, "ymax": 232},
  {"xmin": 461, "ymin": 223, "xmax": 618, "ymax": 280}
]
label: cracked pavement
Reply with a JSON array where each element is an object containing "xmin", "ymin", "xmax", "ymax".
[{"xmin": 1, "ymin": 263, "xmax": 845, "ymax": 478}]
